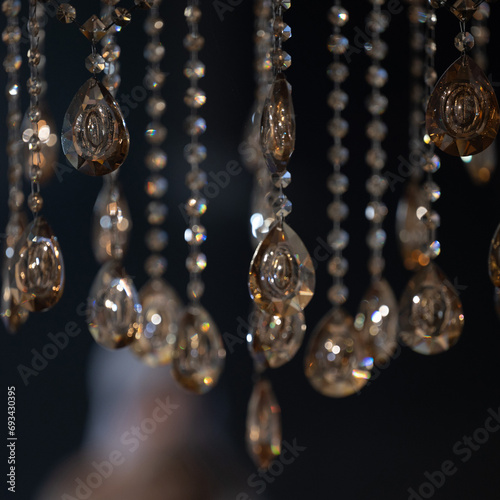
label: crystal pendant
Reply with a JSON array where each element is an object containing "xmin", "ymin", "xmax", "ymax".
[
  {"xmin": 87, "ymin": 261, "xmax": 142, "ymax": 349},
  {"xmin": 396, "ymin": 181, "xmax": 428, "ymax": 270},
  {"xmin": 355, "ymin": 279, "xmax": 398, "ymax": 365},
  {"xmin": 426, "ymin": 55, "xmax": 499, "ymax": 156},
  {"xmin": 249, "ymin": 307, "xmax": 306, "ymax": 369},
  {"xmin": 489, "ymin": 223, "xmax": 500, "ymax": 286},
  {"xmin": 61, "ymin": 77, "xmax": 130, "ymax": 176},
  {"xmin": 249, "ymin": 222, "xmax": 315, "ymax": 317},
  {"xmin": 260, "ymin": 73, "xmax": 296, "ymax": 173},
  {"xmin": 399, "ymin": 263, "xmax": 464, "ymax": 355},
  {"xmin": 464, "ymin": 142, "xmax": 496, "ymax": 184},
  {"xmin": 246, "ymin": 378, "xmax": 281, "ymax": 470},
  {"xmin": 440, "ymin": 0, "xmax": 485, "ymax": 22},
  {"xmin": 304, "ymin": 308, "xmax": 371, "ymax": 398},
  {"xmin": 13, "ymin": 216, "xmax": 65, "ymax": 312},
  {"xmin": 91, "ymin": 177, "xmax": 132, "ymax": 263},
  {"xmin": 131, "ymin": 278, "xmax": 181, "ymax": 366},
  {"xmin": 171, "ymin": 305, "xmax": 225, "ymax": 394}
]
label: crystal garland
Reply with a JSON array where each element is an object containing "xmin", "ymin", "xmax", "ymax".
[
  {"xmin": 171, "ymin": 0, "xmax": 226, "ymax": 394},
  {"xmin": 399, "ymin": 3, "xmax": 464, "ymax": 355},
  {"xmin": 1, "ymin": 0, "xmax": 28, "ymax": 332},
  {"xmin": 131, "ymin": 0, "xmax": 182, "ymax": 367},
  {"xmin": 304, "ymin": 1, "xmax": 370, "ymax": 398}
]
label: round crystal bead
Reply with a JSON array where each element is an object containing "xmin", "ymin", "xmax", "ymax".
[
  {"xmin": 328, "ymin": 6, "xmax": 349, "ymax": 26},
  {"xmin": 454, "ymin": 31, "xmax": 474, "ymax": 52},
  {"xmin": 328, "ymin": 256, "xmax": 348, "ymax": 277},
  {"xmin": 327, "ymin": 173, "xmax": 349, "ymax": 194}
]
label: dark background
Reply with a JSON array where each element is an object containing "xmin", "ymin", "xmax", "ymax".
[{"xmin": 2, "ymin": 1, "xmax": 500, "ymax": 499}]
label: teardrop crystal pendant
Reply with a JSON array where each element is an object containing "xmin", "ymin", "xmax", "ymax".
[
  {"xmin": 87, "ymin": 261, "xmax": 142, "ymax": 349},
  {"xmin": 246, "ymin": 378, "xmax": 282, "ymax": 470},
  {"xmin": 426, "ymin": 55, "xmax": 499, "ymax": 156},
  {"xmin": 131, "ymin": 278, "xmax": 181, "ymax": 366},
  {"xmin": 304, "ymin": 308, "xmax": 371, "ymax": 398},
  {"xmin": 91, "ymin": 178, "xmax": 132, "ymax": 263},
  {"xmin": 488, "ymin": 222, "xmax": 500, "ymax": 286},
  {"xmin": 396, "ymin": 181, "xmax": 428, "ymax": 270},
  {"xmin": 13, "ymin": 216, "xmax": 65, "ymax": 312},
  {"xmin": 355, "ymin": 279, "xmax": 398, "ymax": 365},
  {"xmin": 171, "ymin": 305, "xmax": 226, "ymax": 394},
  {"xmin": 260, "ymin": 73, "xmax": 296, "ymax": 173},
  {"xmin": 399, "ymin": 263, "xmax": 464, "ymax": 355},
  {"xmin": 249, "ymin": 307, "xmax": 306, "ymax": 369},
  {"xmin": 249, "ymin": 222, "xmax": 315, "ymax": 317},
  {"xmin": 440, "ymin": 0, "xmax": 485, "ymax": 22},
  {"xmin": 61, "ymin": 77, "xmax": 130, "ymax": 176}
]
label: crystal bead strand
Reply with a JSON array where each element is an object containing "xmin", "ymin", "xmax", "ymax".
[
  {"xmin": 353, "ymin": 0, "xmax": 398, "ymax": 367},
  {"xmin": 9, "ymin": 0, "xmax": 65, "ymax": 313},
  {"xmin": 1, "ymin": 0, "xmax": 29, "ymax": 332},
  {"xmin": 399, "ymin": 4, "xmax": 464, "ymax": 355},
  {"xmin": 303, "ymin": 2, "xmax": 369, "ymax": 399},
  {"xmin": 171, "ymin": 0, "xmax": 226, "ymax": 394},
  {"xmin": 131, "ymin": 0, "xmax": 182, "ymax": 367}
]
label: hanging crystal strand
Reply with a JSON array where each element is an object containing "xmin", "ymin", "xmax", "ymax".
[
  {"xmin": 464, "ymin": 3, "xmax": 496, "ymax": 184},
  {"xmin": 171, "ymin": 0, "xmax": 226, "ymax": 394},
  {"xmin": 304, "ymin": 2, "xmax": 369, "ymax": 399},
  {"xmin": 400, "ymin": 4, "xmax": 464, "ymax": 355},
  {"xmin": 86, "ymin": 1, "xmax": 142, "ymax": 350},
  {"xmin": 353, "ymin": 0, "xmax": 398, "ymax": 367},
  {"xmin": 396, "ymin": 0, "xmax": 428, "ymax": 271},
  {"xmin": 131, "ymin": 0, "xmax": 182, "ymax": 367},
  {"xmin": 1, "ymin": 0, "xmax": 29, "ymax": 332}
]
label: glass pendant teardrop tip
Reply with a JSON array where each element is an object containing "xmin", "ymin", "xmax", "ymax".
[
  {"xmin": 62, "ymin": 78, "xmax": 130, "ymax": 176},
  {"xmin": 426, "ymin": 55, "xmax": 499, "ymax": 156}
]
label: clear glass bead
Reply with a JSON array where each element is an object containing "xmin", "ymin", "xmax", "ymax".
[
  {"xmin": 112, "ymin": 7, "xmax": 131, "ymax": 27},
  {"xmin": 184, "ymin": 116, "xmax": 207, "ymax": 136},
  {"xmin": 328, "ymin": 6, "xmax": 349, "ymax": 26},
  {"xmin": 187, "ymin": 280, "xmax": 204, "ymax": 301},
  {"xmin": 4, "ymin": 54, "xmax": 21, "ymax": 73},
  {"xmin": 184, "ymin": 143, "xmax": 207, "ymax": 164},
  {"xmin": 184, "ymin": 225, "xmax": 207, "ymax": 245},
  {"xmin": 328, "ymin": 284, "xmax": 349, "ymax": 305},
  {"xmin": 146, "ymin": 228, "xmax": 168, "ymax": 252},
  {"xmin": 327, "ymin": 62, "xmax": 349, "ymax": 83},
  {"xmin": 423, "ymin": 154, "xmax": 441, "ymax": 173},
  {"xmin": 2, "ymin": 25, "xmax": 21, "ymax": 44},
  {"xmin": 327, "ymin": 201, "xmax": 348, "ymax": 221},
  {"xmin": 327, "ymin": 90, "xmax": 348, "ymax": 111},
  {"xmin": 145, "ymin": 122, "xmax": 167, "ymax": 144},
  {"xmin": 328, "ymin": 118, "xmax": 349, "ymax": 138},
  {"xmin": 454, "ymin": 31, "xmax": 474, "ymax": 52},
  {"xmin": 146, "ymin": 97, "xmax": 166, "ymax": 118},
  {"xmin": 327, "ymin": 173, "xmax": 349, "ymax": 194},
  {"xmin": 364, "ymin": 40, "xmax": 388, "ymax": 60},
  {"xmin": 186, "ymin": 170, "xmax": 207, "ymax": 190},
  {"xmin": 184, "ymin": 59, "xmax": 205, "ymax": 79},
  {"xmin": 366, "ymin": 174, "xmax": 388, "ymax": 196},
  {"xmin": 85, "ymin": 54, "xmax": 106, "ymax": 73},
  {"xmin": 272, "ymin": 195, "xmax": 292, "ymax": 217},
  {"xmin": 365, "ymin": 201, "xmax": 388, "ymax": 222},
  {"xmin": 146, "ymin": 148, "xmax": 167, "ymax": 171},
  {"xmin": 102, "ymin": 43, "xmax": 120, "ymax": 62},
  {"xmin": 368, "ymin": 256, "xmax": 385, "ymax": 276},
  {"xmin": 146, "ymin": 201, "xmax": 168, "ymax": 225},
  {"xmin": 271, "ymin": 170, "xmax": 291, "ymax": 188},
  {"xmin": 328, "ymin": 34, "xmax": 349, "ymax": 55},
  {"xmin": 184, "ymin": 87, "xmax": 206, "ymax": 108},
  {"xmin": 328, "ymin": 229, "xmax": 349, "ymax": 251},
  {"xmin": 184, "ymin": 5, "xmax": 202, "ymax": 23},
  {"xmin": 366, "ymin": 66, "xmax": 388, "ymax": 88},
  {"xmin": 328, "ymin": 145, "xmax": 349, "ymax": 166},
  {"xmin": 186, "ymin": 252, "xmax": 207, "ymax": 273},
  {"xmin": 367, "ymin": 93, "xmax": 388, "ymax": 115},
  {"xmin": 366, "ymin": 11, "xmax": 389, "ymax": 33},
  {"xmin": 145, "ymin": 254, "xmax": 167, "ymax": 277},
  {"xmin": 367, "ymin": 228, "xmax": 387, "ymax": 250},
  {"xmin": 328, "ymin": 256, "xmax": 348, "ymax": 277},
  {"xmin": 27, "ymin": 77, "xmax": 41, "ymax": 96},
  {"xmin": 186, "ymin": 196, "xmax": 208, "ymax": 216},
  {"xmin": 144, "ymin": 16, "xmax": 164, "ymax": 35},
  {"xmin": 145, "ymin": 175, "xmax": 168, "ymax": 198},
  {"xmin": 144, "ymin": 68, "xmax": 166, "ymax": 89},
  {"xmin": 184, "ymin": 33, "xmax": 205, "ymax": 52},
  {"xmin": 28, "ymin": 192, "xmax": 43, "ymax": 213},
  {"xmin": 272, "ymin": 49, "xmax": 292, "ymax": 71},
  {"xmin": 424, "ymin": 181, "xmax": 441, "ymax": 202},
  {"xmin": 144, "ymin": 42, "xmax": 165, "ymax": 63},
  {"xmin": 366, "ymin": 148, "xmax": 387, "ymax": 170},
  {"xmin": 366, "ymin": 120, "xmax": 387, "ymax": 141}
]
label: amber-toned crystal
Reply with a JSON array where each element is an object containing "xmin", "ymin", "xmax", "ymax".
[
  {"xmin": 440, "ymin": 0, "xmax": 484, "ymax": 22},
  {"xmin": 304, "ymin": 308, "xmax": 371, "ymax": 398},
  {"xmin": 260, "ymin": 73, "xmax": 296, "ymax": 173},
  {"xmin": 355, "ymin": 279, "xmax": 398, "ymax": 365},
  {"xmin": 13, "ymin": 216, "xmax": 64, "ymax": 312},
  {"xmin": 246, "ymin": 379, "xmax": 281, "ymax": 470},
  {"xmin": 249, "ymin": 308, "xmax": 306, "ymax": 369},
  {"xmin": 61, "ymin": 78, "xmax": 130, "ymax": 176},
  {"xmin": 87, "ymin": 261, "xmax": 142, "ymax": 349},
  {"xmin": 1, "ymin": 260, "xmax": 28, "ymax": 333},
  {"xmin": 171, "ymin": 305, "xmax": 225, "ymax": 394},
  {"xmin": 131, "ymin": 278, "xmax": 181, "ymax": 366},
  {"xmin": 249, "ymin": 222, "xmax": 315, "ymax": 317},
  {"xmin": 79, "ymin": 15, "xmax": 107, "ymax": 43},
  {"xmin": 426, "ymin": 55, "xmax": 499, "ymax": 156},
  {"xmin": 489, "ymin": 223, "xmax": 500, "ymax": 286},
  {"xmin": 399, "ymin": 263, "xmax": 464, "ymax": 355},
  {"xmin": 91, "ymin": 178, "xmax": 132, "ymax": 263}
]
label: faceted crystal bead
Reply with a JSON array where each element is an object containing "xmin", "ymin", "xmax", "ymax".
[
  {"xmin": 145, "ymin": 122, "xmax": 167, "ymax": 144},
  {"xmin": 424, "ymin": 67, "xmax": 438, "ymax": 86},
  {"xmin": 146, "ymin": 228, "xmax": 168, "ymax": 252},
  {"xmin": 145, "ymin": 254, "xmax": 167, "ymax": 278},
  {"xmin": 144, "ymin": 68, "xmax": 166, "ymax": 89},
  {"xmin": 135, "ymin": 0, "xmax": 153, "ymax": 8},
  {"xmin": 186, "ymin": 170, "xmax": 207, "ymax": 190},
  {"xmin": 184, "ymin": 225, "xmax": 206, "ymax": 245},
  {"xmin": 79, "ymin": 15, "xmax": 107, "ymax": 43},
  {"xmin": 184, "ymin": 5, "xmax": 201, "ymax": 22},
  {"xmin": 144, "ymin": 42, "xmax": 165, "ymax": 63},
  {"xmin": 367, "ymin": 93, "xmax": 388, "ymax": 115},
  {"xmin": 426, "ymin": 55, "xmax": 499, "ymax": 156},
  {"xmin": 304, "ymin": 308, "xmax": 371, "ymax": 398},
  {"xmin": 184, "ymin": 116, "xmax": 206, "ymax": 136},
  {"xmin": 184, "ymin": 88, "xmax": 206, "ymax": 108},
  {"xmin": 62, "ymin": 78, "xmax": 130, "ymax": 176},
  {"xmin": 13, "ymin": 216, "xmax": 65, "ymax": 312},
  {"xmin": 249, "ymin": 222, "xmax": 315, "ymax": 316},
  {"xmin": 186, "ymin": 196, "xmax": 207, "ymax": 216},
  {"xmin": 328, "ymin": 89, "xmax": 348, "ymax": 111},
  {"xmin": 328, "ymin": 6, "xmax": 349, "ymax": 26},
  {"xmin": 327, "ymin": 62, "xmax": 349, "ymax": 83},
  {"xmin": 271, "ymin": 171, "xmax": 291, "ymax": 189},
  {"xmin": 249, "ymin": 309, "xmax": 306, "ymax": 368},
  {"xmin": 85, "ymin": 54, "xmax": 106, "ymax": 74},
  {"xmin": 441, "ymin": 0, "xmax": 484, "ymax": 22},
  {"xmin": 112, "ymin": 7, "xmax": 132, "ymax": 27},
  {"xmin": 328, "ymin": 256, "xmax": 348, "ymax": 277},
  {"xmin": 101, "ymin": 42, "xmax": 120, "ymax": 62},
  {"xmin": 146, "ymin": 201, "xmax": 168, "ymax": 225},
  {"xmin": 366, "ymin": 66, "xmax": 388, "ymax": 88},
  {"xmin": 366, "ymin": 174, "xmax": 388, "ymax": 196},
  {"xmin": 144, "ymin": 16, "xmax": 164, "ymax": 35},
  {"xmin": 454, "ymin": 31, "xmax": 474, "ymax": 51},
  {"xmin": 328, "ymin": 229, "xmax": 349, "ymax": 250},
  {"xmin": 184, "ymin": 143, "xmax": 207, "ymax": 164},
  {"xmin": 131, "ymin": 278, "xmax": 181, "ymax": 367},
  {"xmin": 91, "ymin": 180, "xmax": 132, "ymax": 263},
  {"xmin": 184, "ymin": 59, "xmax": 205, "ymax": 79},
  {"xmin": 56, "ymin": 3, "xmax": 76, "ymax": 23},
  {"xmin": 246, "ymin": 379, "xmax": 282, "ymax": 469},
  {"xmin": 365, "ymin": 40, "xmax": 388, "ymax": 61},
  {"xmin": 328, "ymin": 284, "xmax": 349, "ymax": 305},
  {"xmin": 146, "ymin": 148, "xmax": 167, "ymax": 171},
  {"xmin": 260, "ymin": 73, "xmax": 295, "ymax": 173},
  {"xmin": 146, "ymin": 97, "xmax": 166, "ymax": 118},
  {"xmin": 185, "ymin": 252, "xmax": 207, "ymax": 273},
  {"xmin": 327, "ymin": 173, "xmax": 349, "ymax": 194},
  {"xmin": 327, "ymin": 34, "xmax": 349, "ymax": 55},
  {"xmin": 171, "ymin": 305, "xmax": 225, "ymax": 394},
  {"xmin": 366, "ymin": 120, "xmax": 387, "ymax": 141},
  {"xmin": 423, "ymin": 154, "xmax": 441, "ymax": 173},
  {"xmin": 2, "ymin": 25, "xmax": 21, "ymax": 44},
  {"xmin": 489, "ymin": 223, "xmax": 500, "ymax": 286},
  {"xmin": 399, "ymin": 263, "xmax": 464, "ymax": 354},
  {"xmin": 367, "ymin": 229, "xmax": 386, "ymax": 250},
  {"xmin": 273, "ymin": 16, "xmax": 291, "ymax": 41},
  {"xmin": 87, "ymin": 261, "xmax": 142, "ymax": 349},
  {"xmin": 365, "ymin": 201, "xmax": 388, "ymax": 222},
  {"xmin": 327, "ymin": 201, "xmax": 348, "ymax": 221},
  {"xmin": 184, "ymin": 33, "xmax": 205, "ymax": 51},
  {"xmin": 145, "ymin": 174, "xmax": 168, "ymax": 198},
  {"xmin": 328, "ymin": 145, "xmax": 349, "ymax": 166},
  {"xmin": 272, "ymin": 194, "xmax": 292, "ymax": 217},
  {"xmin": 424, "ymin": 181, "xmax": 441, "ymax": 202},
  {"xmin": 355, "ymin": 279, "xmax": 398, "ymax": 364},
  {"xmin": 328, "ymin": 118, "xmax": 348, "ymax": 138}
]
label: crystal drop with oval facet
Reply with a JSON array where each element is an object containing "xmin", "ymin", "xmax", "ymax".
[
  {"xmin": 62, "ymin": 77, "xmax": 130, "ymax": 176},
  {"xmin": 14, "ymin": 216, "xmax": 64, "ymax": 312},
  {"xmin": 399, "ymin": 263, "xmax": 464, "ymax": 355},
  {"xmin": 171, "ymin": 305, "xmax": 225, "ymax": 394},
  {"xmin": 396, "ymin": 181, "xmax": 428, "ymax": 270},
  {"xmin": 91, "ymin": 177, "xmax": 132, "ymax": 263},
  {"xmin": 249, "ymin": 307, "xmax": 306, "ymax": 369},
  {"xmin": 426, "ymin": 55, "xmax": 499, "ymax": 156},
  {"xmin": 488, "ymin": 223, "xmax": 500, "ymax": 286},
  {"xmin": 87, "ymin": 261, "xmax": 142, "ymax": 349},
  {"xmin": 355, "ymin": 278, "xmax": 398, "ymax": 365},
  {"xmin": 246, "ymin": 378, "xmax": 281, "ymax": 470},
  {"xmin": 260, "ymin": 73, "xmax": 296, "ymax": 173},
  {"xmin": 131, "ymin": 278, "xmax": 181, "ymax": 366},
  {"xmin": 304, "ymin": 308, "xmax": 371, "ymax": 398},
  {"xmin": 249, "ymin": 222, "xmax": 315, "ymax": 317}
]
